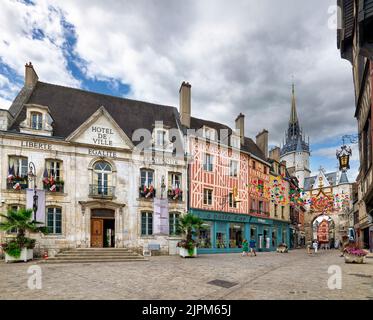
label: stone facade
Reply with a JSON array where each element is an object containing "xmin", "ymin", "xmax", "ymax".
[{"xmin": 0, "ymin": 65, "xmax": 188, "ymax": 256}]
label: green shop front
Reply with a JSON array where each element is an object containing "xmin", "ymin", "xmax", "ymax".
[{"xmin": 190, "ymin": 209, "xmax": 290, "ymax": 254}]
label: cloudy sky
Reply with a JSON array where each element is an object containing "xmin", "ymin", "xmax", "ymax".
[{"xmin": 0, "ymin": 0, "xmax": 359, "ymax": 180}]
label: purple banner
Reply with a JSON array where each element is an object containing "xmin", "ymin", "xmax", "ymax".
[
  {"xmin": 26, "ymin": 189, "xmax": 46, "ymax": 225},
  {"xmin": 153, "ymin": 198, "xmax": 169, "ymax": 235}
]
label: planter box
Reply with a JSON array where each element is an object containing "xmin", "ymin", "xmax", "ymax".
[
  {"xmin": 179, "ymin": 247, "xmax": 197, "ymax": 258},
  {"xmin": 5, "ymin": 248, "xmax": 33, "ymax": 263},
  {"xmin": 344, "ymin": 253, "xmax": 365, "ymax": 264},
  {"xmin": 277, "ymin": 246, "xmax": 288, "ymax": 253}
]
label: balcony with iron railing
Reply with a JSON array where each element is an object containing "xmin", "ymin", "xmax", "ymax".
[{"xmin": 89, "ymin": 185, "xmax": 115, "ymax": 199}]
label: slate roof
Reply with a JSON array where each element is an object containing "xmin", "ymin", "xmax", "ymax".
[
  {"xmin": 8, "ymin": 81, "xmax": 267, "ymax": 161},
  {"xmin": 188, "ymin": 117, "xmax": 267, "ymax": 162},
  {"xmin": 9, "ymin": 82, "xmax": 179, "ymax": 143},
  {"xmin": 303, "ymin": 172, "xmax": 338, "ymax": 191}
]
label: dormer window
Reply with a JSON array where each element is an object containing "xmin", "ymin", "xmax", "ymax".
[
  {"xmin": 203, "ymin": 127, "xmax": 216, "ymax": 141},
  {"xmin": 156, "ymin": 130, "xmax": 166, "ymax": 146},
  {"xmin": 31, "ymin": 112, "xmax": 43, "ymax": 130},
  {"xmin": 231, "ymin": 135, "xmax": 240, "ymax": 149},
  {"xmin": 20, "ymin": 104, "xmax": 53, "ymax": 136}
]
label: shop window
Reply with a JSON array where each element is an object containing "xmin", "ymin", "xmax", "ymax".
[
  {"xmin": 169, "ymin": 212, "xmax": 180, "ymax": 236},
  {"xmin": 272, "ymin": 229, "xmax": 277, "ymax": 247},
  {"xmin": 198, "ymin": 221, "xmax": 213, "ymax": 248},
  {"xmin": 7, "ymin": 156, "xmax": 28, "ymax": 190},
  {"xmin": 141, "ymin": 212, "xmax": 153, "ymax": 236},
  {"xmin": 31, "ymin": 112, "xmax": 43, "ymax": 130},
  {"xmin": 203, "ymin": 153, "xmax": 214, "ymax": 172},
  {"xmin": 216, "ymin": 222, "xmax": 227, "ymax": 249},
  {"xmin": 229, "ymin": 223, "xmax": 244, "ymax": 248},
  {"xmin": 203, "ymin": 189, "xmax": 213, "ymax": 206},
  {"xmin": 250, "ymin": 226, "xmax": 257, "ymax": 241},
  {"xmin": 282, "ymin": 230, "xmax": 287, "ymax": 243},
  {"xmin": 263, "ymin": 228, "xmax": 270, "ymax": 249},
  {"xmin": 47, "ymin": 207, "xmax": 62, "ymax": 234}
]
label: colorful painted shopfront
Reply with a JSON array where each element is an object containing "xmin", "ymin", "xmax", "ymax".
[{"xmin": 191, "ymin": 209, "xmax": 290, "ymax": 254}]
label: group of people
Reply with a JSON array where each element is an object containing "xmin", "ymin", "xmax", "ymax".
[{"xmin": 241, "ymin": 239, "xmax": 257, "ymax": 257}]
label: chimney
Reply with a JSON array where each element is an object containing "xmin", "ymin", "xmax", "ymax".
[
  {"xmin": 235, "ymin": 113, "xmax": 245, "ymax": 145},
  {"xmin": 25, "ymin": 62, "xmax": 38, "ymax": 88},
  {"xmin": 269, "ymin": 146, "xmax": 280, "ymax": 162},
  {"xmin": 256, "ymin": 129, "xmax": 269, "ymax": 158},
  {"xmin": 179, "ymin": 81, "xmax": 191, "ymax": 128}
]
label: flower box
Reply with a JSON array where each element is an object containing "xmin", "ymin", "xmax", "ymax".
[
  {"xmin": 277, "ymin": 245, "xmax": 288, "ymax": 253},
  {"xmin": 344, "ymin": 253, "xmax": 365, "ymax": 264},
  {"xmin": 179, "ymin": 247, "xmax": 197, "ymax": 258},
  {"xmin": 5, "ymin": 248, "xmax": 33, "ymax": 263}
]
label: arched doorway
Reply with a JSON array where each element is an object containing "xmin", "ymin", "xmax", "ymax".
[
  {"xmin": 91, "ymin": 208, "xmax": 115, "ymax": 248},
  {"xmin": 312, "ymin": 215, "xmax": 336, "ymax": 248}
]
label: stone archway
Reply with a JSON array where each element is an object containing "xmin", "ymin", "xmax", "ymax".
[{"xmin": 79, "ymin": 200, "xmax": 125, "ymax": 248}]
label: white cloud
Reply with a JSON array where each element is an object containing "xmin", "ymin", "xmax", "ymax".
[
  {"xmin": 0, "ymin": 0, "xmax": 357, "ymax": 152},
  {"xmin": 0, "ymin": 0, "xmax": 80, "ymax": 87}
]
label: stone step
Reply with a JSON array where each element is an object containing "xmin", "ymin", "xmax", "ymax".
[
  {"xmin": 40, "ymin": 258, "xmax": 147, "ymax": 264},
  {"xmin": 63, "ymin": 248, "xmax": 133, "ymax": 252},
  {"xmin": 54, "ymin": 255, "xmax": 141, "ymax": 259},
  {"xmin": 57, "ymin": 251, "xmax": 139, "ymax": 256}
]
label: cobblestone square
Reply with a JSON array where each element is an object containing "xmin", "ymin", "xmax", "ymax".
[{"xmin": 1, "ymin": 250, "xmax": 372, "ymax": 300}]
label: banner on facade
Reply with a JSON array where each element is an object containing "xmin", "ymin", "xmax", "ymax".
[
  {"xmin": 153, "ymin": 198, "xmax": 169, "ymax": 235},
  {"xmin": 26, "ymin": 189, "xmax": 46, "ymax": 225}
]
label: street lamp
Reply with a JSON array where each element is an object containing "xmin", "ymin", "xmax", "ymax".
[
  {"xmin": 28, "ymin": 162, "xmax": 38, "ymax": 222},
  {"xmin": 336, "ymin": 145, "xmax": 352, "ymax": 172}
]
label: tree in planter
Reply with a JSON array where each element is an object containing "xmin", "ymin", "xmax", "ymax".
[
  {"xmin": 0, "ymin": 208, "xmax": 47, "ymax": 258},
  {"xmin": 177, "ymin": 213, "xmax": 205, "ymax": 256}
]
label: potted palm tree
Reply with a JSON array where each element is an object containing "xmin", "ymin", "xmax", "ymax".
[
  {"xmin": 0, "ymin": 208, "xmax": 47, "ymax": 262},
  {"xmin": 176, "ymin": 213, "xmax": 205, "ymax": 258}
]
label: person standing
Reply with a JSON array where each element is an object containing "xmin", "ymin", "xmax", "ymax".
[
  {"xmin": 249, "ymin": 238, "xmax": 257, "ymax": 257},
  {"xmin": 312, "ymin": 240, "xmax": 318, "ymax": 253},
  {"xmin": 242, "ymin": 239, "xmax": 249, "ymax": 257}
]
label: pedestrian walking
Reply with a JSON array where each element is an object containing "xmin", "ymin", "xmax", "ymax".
[
  {"xmin": 312, "ymin": 240, "xmax": 318, "ymax": 253},
  {"xmin": 242, "ymin": 239, "xmax": 249, "ymax": 257},
  {"xmin": 249, "ymin": 238, "xmax": 257, "ymax": 256}
]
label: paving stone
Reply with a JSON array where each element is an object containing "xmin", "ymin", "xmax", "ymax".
[{"xmin": 0, "ymin": 250, "xmax": 372, "ymax": 299}]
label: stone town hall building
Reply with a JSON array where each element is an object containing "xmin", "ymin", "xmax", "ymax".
[{"xmin": 0, "ymin": 63, "xmax": 188, "ymax": 255}]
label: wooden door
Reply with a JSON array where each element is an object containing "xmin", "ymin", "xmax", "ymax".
[{"xmin": 91, "ymin": 218, "xmax": 104, "ymax": 248}]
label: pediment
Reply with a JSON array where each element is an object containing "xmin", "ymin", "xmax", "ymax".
[{"xmin": 66, "ymin": 106, "xmax": 133, "ymax": 149}]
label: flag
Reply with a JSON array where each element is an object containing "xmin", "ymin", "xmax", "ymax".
[
  {"xmin": 7, "ymin": 165, "xmax": 15, "ymax": 181},
  {"xmin": 43, "ymin": 168, "xmax": 49, "ymax": 185},
  {"xmin": 13, "ymin": 182, "xmax": 21, "ymax": 190},
  {"xmin": 49, "ymin": 184, "xmax": 56, "ymax": 192}
]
